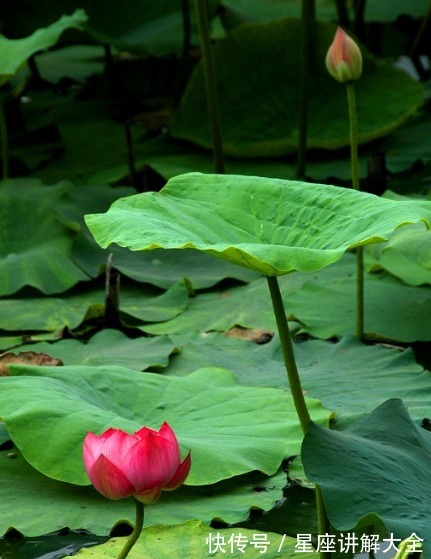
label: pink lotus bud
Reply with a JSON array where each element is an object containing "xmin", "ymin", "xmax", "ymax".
[
  {"xmin": 83, "ymin": 422, "xmax": 191, "ymax": 505},
  {"xmin": 325, "ymin": 27, "xmax": 362, "ymax": 83}
]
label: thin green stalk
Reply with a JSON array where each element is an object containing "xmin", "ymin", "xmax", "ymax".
[
  {"xmin": 346, "ymin": 81, "xmax": 364, "ymax": 340},
  {"xmin": 296, "ymin": 0, "xmax": 315, "ymax": 179},
  {"xmin": 175, "ymin": 0, "xmax": 192, "ymax": 107},
  {"xmin": 346, "ymin": 83, "xmax": 359, "ymax": 191},
  {"xmin": 409, "ymin": 0, "xmax": 431, "ymax": 59},
  {"xmin": 316, "ymin": 486, "xmax": 329, "ymax": 540},
  {"xmin": 193, "ymin": 0, "xmax": 225, "ymax": 174},
  {"xmin": 116, "ymin": 499, "xmax": 144, "ymax": 559},
  {"xmin": 355, "ymin": 245, "xmax": 364, "ymax": 339},
  {"xmin": 266, "ymin": 275, "xmax": 310, "ymax": 433},
  {"xmin": 267, "ymin": 275, "xmax": 329, "ymax": 557},
  {"xmin": 334, "ymin": 0, "xmax": 350, "ymax": 28},
  {"xmin": 353, "ymin": 0, "xmax": 367, "ymax": 40},
  {"xmin": 0, "ymin": 94, "xmax": 9, "ymax": 180}
]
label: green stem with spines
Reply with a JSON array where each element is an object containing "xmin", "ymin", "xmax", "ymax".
[
  {"xmin": 193, "ymin": 0, "xmax": 225, "ymax": 174},
  {"xmin": 116, "ymin": 499, "xmax": 144, "ymax": 559},
  {"xmin": 346, "ymin": 81, "xmax": 364, "ymax": 340}
]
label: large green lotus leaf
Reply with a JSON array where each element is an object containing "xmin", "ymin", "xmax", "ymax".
[
  {"xmin": 0, "ymin": 280, "xmax": 188, "ymax": 332},
  {"xmin": 76, "ymin": 520, "xmax": 307, "ymax": 559},
  {"xmin": 143, "ymin": 281, "xmax": 275, "ymax": 334},
  {"xmin": 374, "ymin": 112, "xmax": 431, "ymax": 174},
  {"xmin": 295, "ymin": 337, "xmax": 430, "ymax": 423},
  {"xmin": 115, "ymin": 249, "xmax": 260, "ymax": 289},
  {"xmin": 366, "ymin": 223, "xmax": 431, "ymax": 286},
  {"xmin": 29, "ymin": 93, "xmax": 134, "ymax": 184},
  {"xmin": 35, "ymin": 45, "xmax": 105, "ymax": 83},
  {"xmin": 288, "ymin": 254, "xmax": 431, "ymax": 342},
  {"xmin": 81, "ymin": 0, "xmax": 181, "ymax": 54},
  {"xmin": 120, "ymin": 280, "xmax": 190, "ymax": 323},
  {"xmin": 57, "ymin": 181, "xmax": 258, "ymax": 288},
  {"xmin": 0, "ymin": 336, "xmax": 27, "ymax": 352},
  {"xmin": 0, "ymin": 179, "xmax": 89, "ymax": 296},
  {"xmin": 365, "ymin": 0, "xmax": 429, "ymax": 20},
  {"xmin": 130, "ymin": 113, "xmax": 431, "ymax": 184},
  {"xmin": 166, "ymin": 333, "xmax": 429, "ymax": 423},
  {"xmin": 0, "ymin": 447, "xmax": 287, "ymax": 536},
  {"xmin": 80, "ymin": 0, "xmax": 217, "ymax": 55},
  {"xmin": 225, "ymin": 1, "xmax": 428, "ymax": 26},
  {"xmin": 170, "ymin": 20, "xmax": 423, "ymax": 156},
  {"xmin": 0, "ymin": 10, "xmax": 87, "ymax": 85},
  {"xmin": 302, "ymin": 399, "xmax": 431, "ymax": 557},
  {"xmin": 220, "ymin": 0, "xmax": 338, "ymax": 23},
  {"xmin": 140, "ymin": 273, "xmax": 307, "ymax": 335},
  {"xmin": 53, "ymin": 179, "xmax": 257, "ymax": 289},
  {"xmin": 0, "ymin": 293, "xmax": 100, "ymax": 332},
  {"xmin": 85, "ymin": 172, "xmax": 431, "ymax": 277},
  {"xmin": 0, "ymin": 365, "xmax": 330, "ymax": 485},
  {"xmin": 16, "ymin": 330, "xmax": 177, "ymax": 370}
]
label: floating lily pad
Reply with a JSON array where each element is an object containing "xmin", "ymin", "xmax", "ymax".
[
  {"xmin": 120, "ymin": 280, "xmax": 190, "ymax": 323},
  {"xmin": 0, "ymin": 365, "xmax": 330, "ymax": 485},
  {"xmin": 365, "ymin": 0, "xmax": 429, "ymax": 21},
  {"xmin": 28, "ymin": 93, "xmax": 134, "ymax": 184},
  {"xmin": 165, "ymin": 332, "xmax": 429, "ymax": 424},
  {"xmin": 80, "ymin": 0, "xmax": 217, "ymax": 55},
  {"xmin": 287, "ymin": 254, "xmax": 431, "ymax": 342},
  {"xmin": 16, "ymin": 329, "xmax": 177, "ymax": 370},
  {"xmin": 54, "ymin": 180, "xmax": 257, "ymax": 290},
  {"xmin": 0, "ymin": 10, "xmax": 87, "ymax": 85},
  {"xmin": 35, "ymin": 45, "xmax": 105, "ymax": 83},
  {"xmin": 220, "ymin": 0, "xmax": 338, "ymax": 24},
  {"xmin": 366, "ymin": 223, "xmax": 431, "ymax": 286},
  {"xmin": 142, "ymin": 279, "xmax": 276, "ymax": 334},
  {"xmin": 170, "ymin": 20, "xmax": 423, "ymax": 156},
  {"xmin": 129, "ymin": 113, "xmax": 431, "ymax": 184},
  {"xmin": 0, "ymin": 446, "xmax": 287, "ymax": 536},
  {"xmin": 0, "ymin": 179, "xmax": 88, "ymax": 296},
  {"xmin": 0, "ymin": 281, "xmax": 189, "ymax": 332},
  {"xmin": 302, "ymin": 399, "xmax": 431, "ymax": 558},
  {"xmin": 75, "ymin": 519, "xmax": 307, "ymax": 559},
  {"xmin": 85, "ymin": 173, "xmax": 431, "ymax": 277}
]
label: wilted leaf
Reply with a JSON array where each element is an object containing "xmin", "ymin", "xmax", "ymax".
[{"xmin": 0, "ymin": 351, "xmax": 62, "ymax": 377}]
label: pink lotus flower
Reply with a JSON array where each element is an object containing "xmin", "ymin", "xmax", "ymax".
[
  {"xmin": 83, "ymin": 422, "xmax": 191, "ymax": 504},
  {"xmin": 325, "ymin": 27, "xmax": 362, "ymax": 83}
]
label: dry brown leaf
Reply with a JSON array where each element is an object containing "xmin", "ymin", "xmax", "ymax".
[
  {"xmin": 225, "ymin": 326, "xmax": 273, "ymax": 344},
  {"xmin": 0, "ymin": 351, "xmax": 63, "ymax": 377}
]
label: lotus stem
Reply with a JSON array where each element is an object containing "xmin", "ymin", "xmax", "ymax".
[
  {"xmin": 296, "ymin": 0, "xmax": 315, "ymax": 179},
  {"xmin": 353, "ymin": 0, "xmax": 367, "ymax": 40},
  {"xmin": 267, "ymin": 275, "xmax": 329, "ymax": 556},
  {"xmin": 116, "ymin": 499, "xmax": 144, "ymax": 559},
  {"xmin": 193, "ymin": 0, "xmax": 225, "ymax": 174},
  {"xmin": 266, "ymin": 276, "xmax": 310, "ymax": 433},
  {"xmin": 334, "ymin": 0, "xmax": 350, "ymax": 27},
  {"xmin": 409, "ymin": 0, "xmax": 431, "ymax": 79},
  {"xmin": 316, "ymin": 486, "xmax": 329, "ymax": 558},
  {"xmin": 175, "ymin": 0, "xmax": 193, "ymax": 107},
  {"xmin": 0, "ymin": 93, "xmax": 9, "ymax": 180},
  {"xmin": 346, "ymin": 81, "xmax": 364, "ymax": 340}
]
